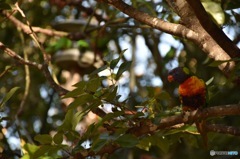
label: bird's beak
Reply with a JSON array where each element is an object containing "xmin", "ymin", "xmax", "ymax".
[{"xmin": 167, "ymin": 75, "xmax": 174, "ymax": 82}]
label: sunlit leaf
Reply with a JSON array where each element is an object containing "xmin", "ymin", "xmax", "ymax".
[
  {"xmin": 33, "ymin": 145, "xmax": 60, "ymax": 158},
  {"xmin": 137, "ymin": 136, "xmax": 152, "ymax": 151},
  {"xmin": 55, "ymin": 37, "xmax": 72, "ymax": 50},
  {"xmin": 205, "ymin": 77, "xmax": 214, "ymax": 86},
  {"xmin": 23, "ymin": 143, "xmax": 39, "ymax": 157},
  {"xmin": 76, "ymin": 40, "xmax": 89, "ymax": 48},
  {"xmin": 162, "ymin": 125, "xmax": 194, "ymax": 136},
  {"xmin": 202, "ymin": 1, "xmax": 225, "ymax": 25}
]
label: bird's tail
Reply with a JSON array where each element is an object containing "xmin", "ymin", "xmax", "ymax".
[{"xmin": 195, "ymin": 120, "xmax": 208, "ymax": 148}]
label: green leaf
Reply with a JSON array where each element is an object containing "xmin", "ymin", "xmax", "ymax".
[
  {"xmin": 81, "ymin": 123, "xmax": 97, "ymax": 139},
  {"xmin": 72, "ymin": 111, "xmax": 85, "ymax": 129},
  {"xmin": 208, "ymin": 60, "xmax": 229, "ymax": 67},
  {"xmin": 67, "ymin": 93, "xmax": 93, "ymax": 110},
  {"xmin": 0, "ymin": 87, "xmax": 19, "ymax": 109},
  {"xmin": 109, "ymin": 49, "xmax": 127, "ymax": 69},
  {"xmin": 137, "ymin": 134, "xmax": 170, "ymax": 153},
  {"xmin": 206, "ymin": 77, "xmax": 214, "ymax": 86},
  {"xmin": 115, "ymin": 134, "xmax": 139, "ymax": 148},
  {"xmin": 89, "ymin": 65, "xmax": 108, "ymax": 77},
  {"xmin": 116, "ymin": 61, "xmax": 132, "ymax": 80},
  {"xmin": 53, "ymin": 132, "xmax": 63, "ymax": 145},
  {"xmin": 58, "ymin": 109, "xmax": 74, "ymax": 131},
  {"xmin": 154, "ymin": 136, "xmax": 170, "ymax": 153},
  {"xmin": 76, "ymin": 40, "xmax": 89, "ymax": 48},
  {"xmin": 91, "ymin": 139, "xmax": 108, "ymax": 152},
  {"xmin": 86, "ymin": 78, "xmax": 101, "ymax": 92},
  {"xmin": 80, "ymin": 99, "xmax": 102, "ymax": 116},
  {"xmin": 110, "ymin": 57, "xmax": 121, "ymax": 69},
  {"xmin": 106, "ymin": 86, "xmax": 118, "ymax": 101},
  {"xmin": 54, "ymin": 37, "xmax": 72, "ymax": 50},
  {"xmin": 137, "ymin": 136, "xmax": 152, "ymax": 151},
  {"xmin": 65, "ymin": 130, "xmax": 81, "ymax": 141},
  {"xmin": 63, "ymin": 87, "xmax": 84, "ymax": 98},
  {"xmin": 34, "ymin": 134, "xmax": 52, "ymax": 145},
  {"xmin": 164, "ymin": 47, "xmax": 176, "ymax": 61},
  {"xmin": 162, "ymin": 125, "xmax": 194, "ymax": 136},
  {"xmin": 33, "ymin": 145, "xmax": 60, "ymax": 158},
  {"xmin": 23, "ymin": 143, "xmax": 39, "ymax": 157},
  {"xmin": 101, "ymin": 111, "xmax": 125, "ymax": 123},
  {"xmin": 202, "ymin": 1, "xmax": 225, "ymax": 25}
]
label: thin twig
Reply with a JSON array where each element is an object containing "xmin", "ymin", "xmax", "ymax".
[
  {"xmin": 2, "ymin": 10, "xmax": 68, "ymax": 37},
  {"xmin": 0, "ymin": 42, "xmax": 42, "ymax": 69},
  {"xmin": 16, "ymin": 30, "xmax": 30, "ymax": 117},
  {"xmin": 0, "ymin": 41, "xmax": 68, "ymax": 96},
  {"xmin": 0, "ymin": 66, "xmax": 13, "ymax": 78}
]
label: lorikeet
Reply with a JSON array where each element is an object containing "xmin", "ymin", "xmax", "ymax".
[{"xmin": 168, "ymin": 67, "xmax": 208, "ymax": 147}]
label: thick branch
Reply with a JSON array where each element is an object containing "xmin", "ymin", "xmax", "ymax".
[
  {"xmin": 206, "ymin": 124, "xmax": 240, "ymax": 136},
  {"xmin": 165, "ymin": 0, "xmax": 235, "ymax": 72},
  {"xmin": 159, "ymin": 104, "xmax": 240, "ymax": 128},
  {"xmin": 99, "ymin": 0, "xmax": 235, "ymax": 72},
  {"xmin": 77, "ymin": 104, "xmax": 240, "ymax": 157},
  {"xmin": 97, "ymin": 0, "xmax": 198, "ymax": 41},
  {"xmin": 185, "ymin": 0, "xmax": 240, "ymax": 58}
]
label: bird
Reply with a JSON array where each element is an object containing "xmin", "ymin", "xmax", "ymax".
[{"xmin": 168, "ymin": 67, "xmax": 208, "ymax": 147}]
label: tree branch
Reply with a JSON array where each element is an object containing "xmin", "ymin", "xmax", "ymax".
[
  {"xmin": 165, "ymin": 0, "xmax": 236, "ymax": 72},
  {"xmin": 206, "ymin": 124, "xmax": 240, "ymax": 136},
  {"xmin": 76, "ymin": 104, "xmax": 240, "ymax": 157},
  {"xmin": 185, "ymin": 0, "xmax": 240, "ymax": 58},
  {"xmin": 0, "ymin": 42, "xmax": 42, "ymax": 69},
  {"xmin": 2, "ymin": 11, "xmax": 68, "ymax": 37},
  {"xmin": 0, "ymin": 41, "xmax": 68, "ymax": 96},
  {"xmin": 97, "ymin": 0, "xmax": 198, "ymax": 41},
  {"xmin": 98, "ymin": 0, "xmax": 235, "ymax": 72}
]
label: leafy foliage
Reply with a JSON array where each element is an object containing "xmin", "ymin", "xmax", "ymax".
[{"xmin": 0, "ymin": 0, "xmax": 240, "ymax": 159}]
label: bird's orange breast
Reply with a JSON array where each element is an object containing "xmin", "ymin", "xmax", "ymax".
[{"xmin": 179, "ymin": 76, "xmax": 206, "ymax": 96}]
